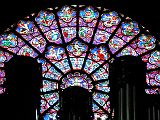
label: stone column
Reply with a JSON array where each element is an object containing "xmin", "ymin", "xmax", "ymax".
[
  {"xmin": 144, "ymin": 94, "xmax": 160, "ymax": 120},
  {"xmin": 109, "ymin": 56, "xmax": 146, "ymax": 120}
]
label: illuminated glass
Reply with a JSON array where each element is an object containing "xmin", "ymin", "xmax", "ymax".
[{"xmin": 0, "ymin": 5, "xmax": 159, "ymax": 119}]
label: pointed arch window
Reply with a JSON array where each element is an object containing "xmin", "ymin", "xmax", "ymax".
[{"xmin": 0, "ymin": 5, "xmax": 159, "ymax": 119}]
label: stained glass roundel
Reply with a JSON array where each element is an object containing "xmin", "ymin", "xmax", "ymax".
[{"xmin": 0, "ymin": 5, "xmax": 160, "ymax": 120}]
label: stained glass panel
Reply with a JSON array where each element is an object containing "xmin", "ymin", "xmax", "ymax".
[
  {"xmin": 29, "ymin": 36, "xmax": 46, "ymax": 53},
  {"xmin": 57, "ymin": 6, "xmax": 76, "ymax": 23},
  {"xmin": 43, "ymin": 93, "xmax": 59, "ymax": 106},
  {"xmin": 45, "ymin": 29, "xmax": 62, "ymax": 44},
  {"xmin": 0, "ymin": 78, "xmax": 6, "ymax": 85},
  {"xmin": 0, "ymin": 4, "xmax": 159, "ymax": 119},
  {"xmin": 80, "ymin": 6, "xmax": 99, "ymax": 23},
  {"xmin": 141, "ymin": 50, "xmax": 160, "ymax": 70},
  {"xmin": 92, "ymin": 67, "xmax": 109, "ymax": 81},
  {"xmin": 41, "ymin": 80, "xmax": 58, "ymax": 92},
  {"xmin": 94, "ymin": 113, "xmax": 108, "ymax": 120},
  {"xmin": 79, "ymin": 27, "xmax": 94, "ymax": 43},
  {"xmin": 54, "ymin": 59, "xmax": 70, "ymax": 73},
  {"xmin": 61, "ymin": 72, "xmax": 93, "ymax": 91},
  {"xmin": 93, "ymin": 92, "xmax": 109, "ymax": 110},
  {"xmin": 16, "ymin": 20, "xmax": 41, "ymax": 41},
  {"xmin": 35, "ymin": 10, "xmax": 55, "ymax": 27},
  {"xmin": 146, "ymin": 70, "xmax": 160, "ymax": 86},
  {"xmin": 115, "ymin": 21, "xmax": 140, "ymax": 43},
  {"xmin": 0, "ymin": 33, "xmax": 25, "ymax": 54},
  {"xmin": 40, "ymin": 95, "xmax": 51, "ymax": 113},
  {"xmin": 84, "ymin": 59, "xmax": 100, "ymax": 74},
  {"xmin": 93, "ymin": 30, "xmax": 111, "ymax": 45},
  {"xmin": 145, "ymin": 88, "xmax": 160, "ymax": 94},
  {"xmin": 95, "ymin": 81, "xmax": 110, "ymax": 93},
  {"xmin": 0, "ymin": 50, "xmax": 13, "ymax": 63},
  {"xmin": 17, "ymin": 45, "xmax": 38, "ymax": 58},
  {"xmin": 70, "ymin": 57, "xmax": 84, "ymax": 70},
  {"xmin": 99, "ymin": 11, "xmax": 121, "ymax": 33},
  {"xmin": 116, "ymin": 45, "xmax": 138, "ymax": 57},
  {"xmin": 109, "ymin": 36, "xmax": 126, "ymax": 54},
  {"xmin": 45, "ymin": 46, "xmax": 66, "ymax": 61},
  {"xmin": 44, "ymin": 109, "xmax": 57, "ymax": 120},
  {"xmin": 44, "ymin": 66, "xmax": 62, "ymax": 80},
  {"xmin": 89, "ymin": 46, "xmax": 110, "ymax": 63},
  {"xmin": 130, "ymin": 34, "xmax": 156, "ymax": 55},
  {"xmin": 62, "ymin": 27, "xmax": 76, "ymax": 43},
  {"xmin": 67, "ymin": 39, "xmax": 88, "ymax": 57}
]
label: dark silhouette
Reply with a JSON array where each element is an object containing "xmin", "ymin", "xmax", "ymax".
[
  {"xmin": 109, "ymin": 56, "xmax": 146, "ymax": 120},
  {"xmin": 4, "ymin": 56, "xmax": 42, "ymax": 120},
  {"xmin": 58, "ymin": 86, "xmax": 93, "ymax": 120}
]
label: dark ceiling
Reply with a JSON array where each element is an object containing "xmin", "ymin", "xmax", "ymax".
[{"xmin": 0, "ymin": 0, "xmax": 160, "ymax": 36}]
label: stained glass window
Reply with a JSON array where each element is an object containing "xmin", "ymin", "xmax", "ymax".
[{"xmin": 0, "ymin": 5, "xmax": 159, "ymax": 120}]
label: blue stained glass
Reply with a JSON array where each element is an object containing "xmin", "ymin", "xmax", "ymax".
[
  {"xmin": 93, "ymin": 30, "xmax": 111, "ymax": 45},
  {"xmin": 44, "ymin": 109, "xmax": 57, "ymax": 120},
  {"xmin": 55, "ymin": 59, "xmax": 70, "ymax": 73},
  {"xmin": 92, "ymin": 102, "xmax": 100, "ymax": 112},
  {"xmin": 45, "ymin": 29, "xmax": 62, "ymax": 44},
  {"xmin": 84, "ymin": 59, "xmax": 100, "ymax": 74},
  {"xmin": 58, "ymin": 6, "xmax": 76, "ymax": 22},
  {"xmin": 53, "ymin": 102, "xmax": 60, "ymax": 111},
  {"xmin": 93, "ymin": 93, "xmax": 109, "ymax": 106},
  {"xmin": 101, "ymin": 11, "xmax": 121, "ymax": 27},
  {"xmin": 35, "ymin": 10, "xmax": 55, "ymax": 26},
  {"xmin": 41, "ymin": 80, "xmax": 58, "ymax": 92},
  {"xmin": 90, "ymin": 46, "xmax": 110, "ymax": 61},
  {"xmin": 30, "ymin": 36, "xmax": 46, "ymax": 53},
  {"xmin": 44, "ymin": 114, "xmax": 50, "ymax": 120},
  {"xmin": 44, "ymin": 67, "xmax": 62, "ymax": 80},
  {"xmin": 137, "ymin": 34, "xmax": 156, "ymax": 49},
  {"xmin": 37, "ymin": 58, "xmax": 52, "ymax": 75},
  {"xmin": 96, "ymin": 81, "xmax": 110, "ymax": 92},
  {"xmin": 62, "ymin": 27, "xmax": 76, "ymax": 43},
  {"xmin": 67, "ymin": 40, "xmax": 88, "ymax": 56},
  {"xmin": 80, "ymin": 6, "xmax": 99, "ymax": 23},
  {"xmin": 116, "ymin": 46, "xmax": 138, "ymax": 57},
  {"xmin": 92, "ymin": 67, "xmax": 109, "ymax": 81},
  {"xmin": 70, "ymin": 57, "xmax": 84, "ymax": 70},
  {"xmin": 0, "ymin": 51, "xmax": 13, "ymax": 63},
  {"xmin": 44, "ymin": 93, "xmax": 59, "ymax": 106},
  {"xmin": 0, "ymin": 51, "xmax": 7, "ymax": 63},
  {"xmin": 0, "ymin": 34, "xmax": 17, "ymax": 48},
  {"xmin": 79, "ymin": 27, "xmax": 94, "ymax": 43},
  {"xmin": 45, "ymin": 46, "xmax": 65, "ymax": 61},
  {"xmin": 17, "ymin": 45, "xmax": 38, "ymax": 58},
  {"xmin": 40, "ymin": 95, "xmax": 50, "ymax": 113},
  {"xmin": 109, "ymin": 36, "xmax": 126, "ymax": 54},
  {"xmin": 0, "ymin": 34, "xmax": 26, "ymax": 54},
  {"xmin": 61, "ymin": 72, "xmax": 93, "ymax": 90},
  {"xmin": 149, "ymin": 51, "xmax": 160, "ymax": 68},
  {"xmin": 122, "ymin": 21, "xmax": 140, "ymax": 36},
  {"xmin": 16, "ymin": 20, "xmax": 34, "ymax": 34}
]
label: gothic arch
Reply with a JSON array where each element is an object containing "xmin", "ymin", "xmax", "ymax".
[{"xmin": 0, "ymin": 5, "xmax": 159, "ymax": 119}]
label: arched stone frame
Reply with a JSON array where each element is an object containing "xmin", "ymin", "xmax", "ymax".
[{"xmin": 1, "ymin": 3, "xmax": 159, "ymax": 119}]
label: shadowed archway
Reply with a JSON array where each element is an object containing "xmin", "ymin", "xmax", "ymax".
[{"xmin": 58, "ymin": 86, "xmax": 93, "ymax": 120}]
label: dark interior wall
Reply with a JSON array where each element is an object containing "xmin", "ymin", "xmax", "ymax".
[{"xmin": 0, "ymin": 0, "xmax": 160, "ymax": 36}]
